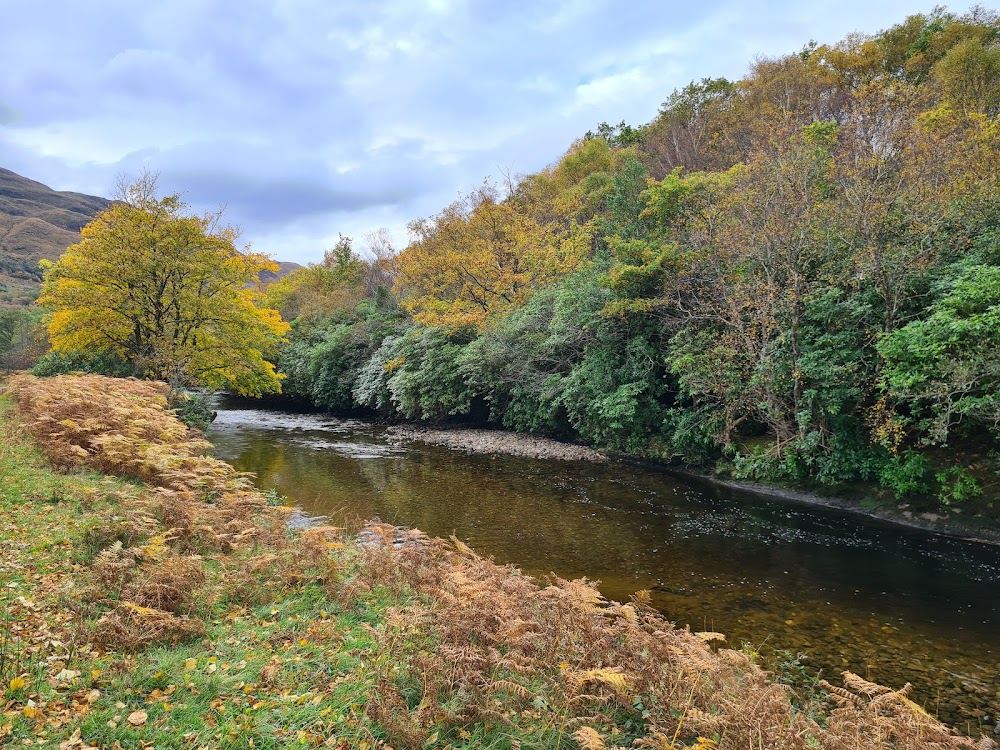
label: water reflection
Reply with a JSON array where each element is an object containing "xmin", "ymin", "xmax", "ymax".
[{"xmin": 208, "ymin": 402, "xmax": 1000, "ymax": 729}]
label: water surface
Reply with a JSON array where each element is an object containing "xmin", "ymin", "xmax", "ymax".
[{"xmin": 207, "ymin": 400, "xmax": 1000, "ymax": 730}]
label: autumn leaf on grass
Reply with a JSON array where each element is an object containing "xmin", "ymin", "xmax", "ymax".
[{"xmin": 127, "ymin": 710, "xmax": 147, "ymax": 726}]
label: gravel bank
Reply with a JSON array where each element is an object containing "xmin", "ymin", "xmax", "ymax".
[{"xmin": 386, "ymin": 426, "xmax": 607, "ymax": 462}]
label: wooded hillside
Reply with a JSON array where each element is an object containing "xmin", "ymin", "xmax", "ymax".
[{"xmin": 265, "ymin": 6, "xmax": 1000, "ymax": 523}]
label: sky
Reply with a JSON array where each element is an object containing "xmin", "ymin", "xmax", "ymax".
[{"xmin": 1, "ymin": 0, "xmax": 951, "ymax": 264}]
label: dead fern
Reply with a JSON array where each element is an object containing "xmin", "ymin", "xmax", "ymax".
[{"xmin": 348, "ymin": 522, "xmax": 993, "ymax": 750}]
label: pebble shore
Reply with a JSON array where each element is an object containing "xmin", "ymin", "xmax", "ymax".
[{"xmin": 386, "ymin": 425, "xmax": 607, "ymax": 462}]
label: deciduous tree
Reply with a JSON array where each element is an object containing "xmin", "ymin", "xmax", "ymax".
[{"xmin": 38, "ymin": 174, "xmax": 288, "ymax": 395}]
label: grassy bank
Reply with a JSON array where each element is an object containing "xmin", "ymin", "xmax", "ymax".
[{"xmin": 0, "ymin": 375, "xmax": 992, "ymax": 749}]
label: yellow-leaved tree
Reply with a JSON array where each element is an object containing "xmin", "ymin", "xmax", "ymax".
[
  {"xmin": 397, "ymin": 183, "xmax": 590, "ymax": 329},
  {"xmin": 38, "ymin": 174, "xmax": 289, "ymax": 396}
]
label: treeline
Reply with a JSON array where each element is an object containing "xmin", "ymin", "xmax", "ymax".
[{"xmin": 266, "ymin": 7, "xmax": 1000, "ymax": 508}]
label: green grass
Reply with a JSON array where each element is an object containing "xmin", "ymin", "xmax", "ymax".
[{"xmin": 0, "ymin": 393, "xmax": 404, "ymax": 748}]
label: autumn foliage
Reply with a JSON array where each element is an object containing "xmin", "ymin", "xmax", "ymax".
[
  {"xmin": 349, "ymin": 524, "xmax": 991, "ymax": 749},
  {"xmin": 5, "ymin": 374, "xmax": 330, "ymax": 651},
  {"xmin": 398, "ymin": 183, "xmax": 591, "ymax": 329},
  {"xmin": 37, "ymin": 174, "xmax": 288, "ymax": 395},
  {"xmin": 265, "ymin": 8, "xmax": 1000, "ymax": 513}
]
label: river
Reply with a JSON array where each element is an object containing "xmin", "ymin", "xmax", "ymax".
[{"xmin": 206, "ymin": 398, "xmax": 1000, "ymax": 732}]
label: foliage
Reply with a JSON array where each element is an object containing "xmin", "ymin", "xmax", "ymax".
[
  {"xmin": 7, "ymin": 374, "xmax": 243, "ymax": 493},
  {"xmin": 878, "ymin": 450, "xmax": 932, "ymax": 499},
  {"xmin": 879, "ymin": 265, "xmax": 1000, "ymax": 445},
  {"xmin": 37, "ymin": 174, "xmax": 289, "ymax": 396},
  {"xmin": 31, "ymin": 348, "xmax": 135, "ymax": 378},
  {"xmin": 398, "ymin": 182, "xmax": 590, "ymax": 329},
  {"xmin": 264, "ymin": 234, "xmax": 366, "ymax": 322},
  {"xmin": 935, "ymin": 466, "xmax": 984, "ymax": 505},
  {"xmin": 384, "ymin": 326, "xmax": 477, "ymax": 420},
  {"xmin": 264, "ymin": 8, "xmax": 1000, "ymax": 510},
  {"xmin": 0, "ymin": 305, "xmax": 47, "ymax": 369},
  {"xmin": 168, "ymin": 390, "xmax": 215, "ymax": 431}
]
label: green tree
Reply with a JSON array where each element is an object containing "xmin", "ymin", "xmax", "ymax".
[
  {"xmin": 879, "ymin": 265, "xmax": 1000, "ymax": 445},
  {"xmin": 265, "ymin": 234, "xmax": 366, "ymax": 323}
]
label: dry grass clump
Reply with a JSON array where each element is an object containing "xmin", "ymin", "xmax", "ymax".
[
  {"xmin": 92, "ymin": 602, "xmax": 207, "ymax": 651},
  {"xmin": 7, "ymin": 374, "xmax": 329, "ymax": 650},
  {"xmin": 7, "ymin": 373, "xmax": 246, "ymax": 494},
  {"xmin": 818, "ymin": 673, "xmax": 995, "ymax": 750},
  {"xmin": 352, "ymin": 522, "xmax": 993, "ymax": 750}
]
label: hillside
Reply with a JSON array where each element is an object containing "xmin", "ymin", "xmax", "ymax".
[
  {"xmin": 0, "ymin": 169, "xmax": 111, "ymax": 305},
  {"xmin": 259, "ymin": 260, "xmax": 303, "ymax": 285}
]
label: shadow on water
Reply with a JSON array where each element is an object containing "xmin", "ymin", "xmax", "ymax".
[{"xmin": 207, "ymin": 399, "xmax": 1000, "ymax": 730}]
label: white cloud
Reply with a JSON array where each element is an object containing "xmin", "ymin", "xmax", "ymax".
[{"xmin": 0, "ymin": 0, "xmax": 946, "ymax": 264}]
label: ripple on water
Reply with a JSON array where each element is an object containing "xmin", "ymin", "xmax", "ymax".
[
  {"xmin": 211, "ymin": 409, "xmax": 369, "ymax": 434},
  {"xmin": 290, "ymin": 437, "xmax": 407, "ymax": 459}
]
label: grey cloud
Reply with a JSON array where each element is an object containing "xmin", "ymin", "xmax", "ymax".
[
  {"xmin": 1, "ymin": 0, "xmax": 935, "ymax": 265},
  {"xmin": 163, "ymin": 170, "xmax": 418, "ymax": 223}
]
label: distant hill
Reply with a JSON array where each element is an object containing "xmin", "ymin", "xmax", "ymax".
[
  {"xmin": 0, "ymin": 169, "xmax": 111, "ymax": 305},
  {"xmin": 0, "ymin": 169, "xmax": 302, "ymax": 306},
  {"xmin": 258, "ymin": 261, "xmax": 303, "ymax": 286}
]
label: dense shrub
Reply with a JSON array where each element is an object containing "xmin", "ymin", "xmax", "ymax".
[{"xmin": 31, "ymin": 349, "xmax": 135, "ymax": 378}]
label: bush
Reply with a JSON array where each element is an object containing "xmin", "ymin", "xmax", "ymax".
[
  {"xmin": 386, "ymin": 327, "xmax": 477, "ymax": 420},
  {"xmin": 31, "ymin": 349, "xmax": 135, "ymax": 378},
  {"xmin": 878, "ymin": 450, "xmax": 932, "ymax": 499},
  {"xmin": 169, "ymin": 390, "xmax": 215, "ymax": 431}
]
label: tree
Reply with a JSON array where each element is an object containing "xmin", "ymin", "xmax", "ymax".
[
  {"xmin": 879, "ymin": 265, "xmax": 1000, "ymax": 445},
  {"xmin": 640, "ymin": 77, "xmax": 735, "ymax": 177},
  {"xmin": 0, "ymin": 305, "xmax": 47, "ymax": 369},
  {"xmin": 38, "ymin": 174, "xmax": 289, "ymax": 395},
  {"xmin": 397, "ymin": 183, "xmax": 589, "ymax": 329},
  {"xmin": 265, "ymin": 234, "xmax": 366, "ymax": 323}
]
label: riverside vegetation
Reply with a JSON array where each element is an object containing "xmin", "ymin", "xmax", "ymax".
[
  {"xmin": 1, "ymin": 373, "xmax": 995, "ymax": 749},
  {"xmin": 7, "ymin": 8, "xmax": 1000, "ymax": 528},
  {"xmin": 241, "ymin": 8, "xmax": 1000, "ymax": 530}
]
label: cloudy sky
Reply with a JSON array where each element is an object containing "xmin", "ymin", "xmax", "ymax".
[{"xmin": 2, "ymin": 0, "xmax": 946, "ymax": 264}]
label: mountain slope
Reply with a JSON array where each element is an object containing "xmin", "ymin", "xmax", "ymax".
[{"xmin": 0, "ymin": 169, "xmax": 111, "ymax": 305}]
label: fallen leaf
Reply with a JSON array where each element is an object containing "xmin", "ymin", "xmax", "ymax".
[
  {"xmin": 127, "ymin": 710, "xmax": 147, "ymax": 726},
  {"xmin": 184, "ymin": 658, "xmax": 197, "ymax": 672},
  {"xmin": 8, "ymin": 677, "xmax": 26, "ymax": 691}
]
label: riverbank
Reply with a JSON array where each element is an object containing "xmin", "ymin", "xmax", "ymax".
[
  {"xmin": 684, "ymin": 472, "xmax": 1000, "ymax": 547},
  {"xmin": 1, "ymin": 374, "xmax": 993, "ymax": 749}
]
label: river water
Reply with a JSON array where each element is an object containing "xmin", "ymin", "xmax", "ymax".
[{"xmin": 206, "ymin": 399, "xmax": 1000, "ymax": 731}]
